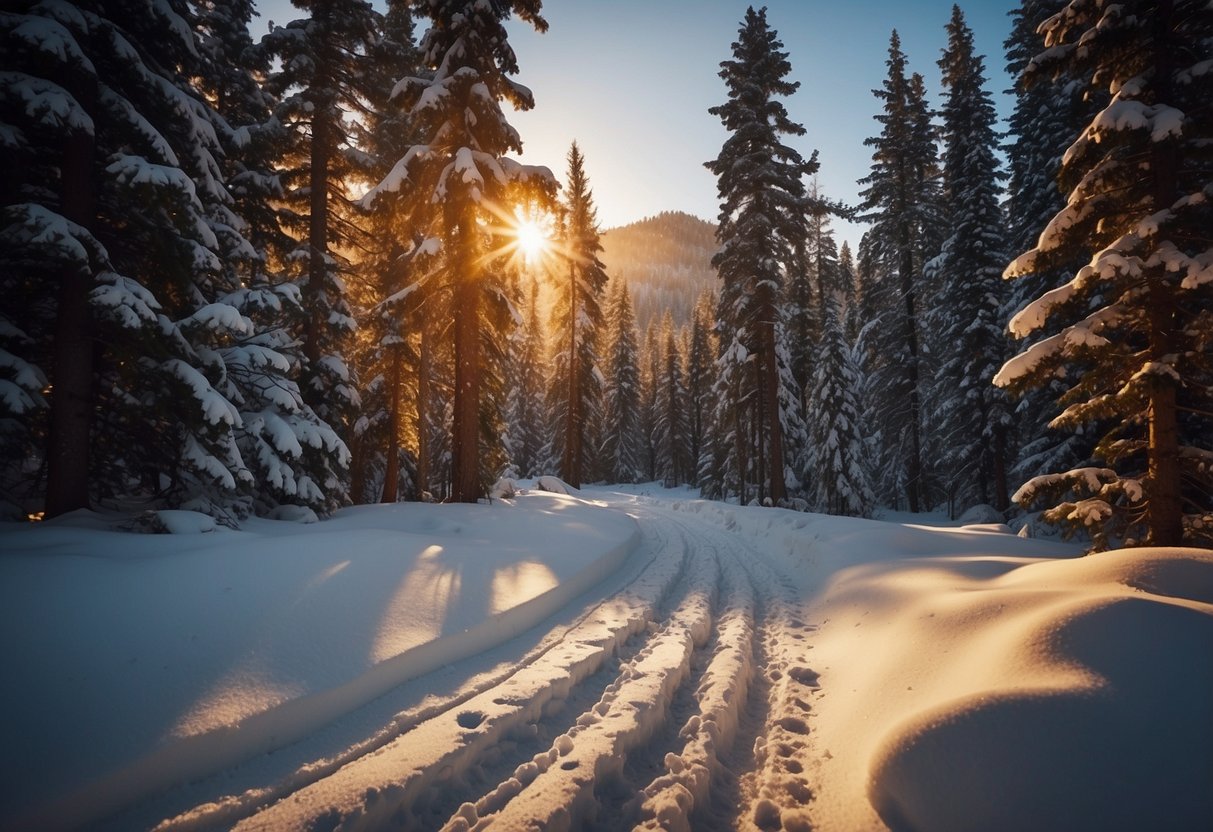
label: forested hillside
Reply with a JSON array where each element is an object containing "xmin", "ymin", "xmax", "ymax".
[{"xmin": 600, "ymin": 212, "xmax": 717, "ymax": 334}]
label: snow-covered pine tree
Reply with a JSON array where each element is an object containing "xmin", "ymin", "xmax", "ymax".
[
  {"xmin": 639, "ymin": 321, "xmax": 662, "ymax": 483},
  {"xmin": 362, "ymin": 0, "xmax": 555, "ymax": 502},
  {"xmin": 505, "ymin": 277, "xmax": 548, "ymax": 478},
  {"xmin": 346, "ymin": 0, "xmax": 425, "ymax": 504},
  {"xmin": 838, "ymin": 240, "xmax": 861, "ymax": 343},
  {"xmin": 599, "ymin": 278, "xmax": 642, "ymax": 484},
  {"xmin": 995, "ymin": 0, "xmax": 1213, "ymax": 548},
  {"xmin": 186, "ymin": 0, "xmax": 351, "ymax": 517},
  {"xmin": 684, "ymin": 290, "xmax": 715, "ymax": 478},
  {"xmin": 548, "ymin": 142, "xmax": 607, "ymax": 489},
  {"xmin": 652, "ymin": 312, "xmax": 691, "ymax": 485},
  {"xmin": 925, "ymin": 5, "xmax": 1012, "ymax": 515},
  {"xmin": 1002, "ymin": 0, "xmax": 1102, "ymax": 489},
  {"xmin": 807, "ymin": 286, "xmax": 875, "ymax": 516},
  {"xmin": 706, "ymin": 5, "xmax": 817, "ymax": 505},
  {"xmin": 858, "ymin": 30, "xmax": 943, "ymax": 512},
  {"xmin": 0, "ymin": 0, "xmax": 288, "ymax": 519},
  {"xmin": 260, "ymin": 0, "xmax": 379, "ymax": 454}
]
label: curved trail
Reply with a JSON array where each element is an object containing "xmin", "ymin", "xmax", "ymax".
[{"xmin": 132, "ymin": 492, "xmax": 825, "ymax": 832}]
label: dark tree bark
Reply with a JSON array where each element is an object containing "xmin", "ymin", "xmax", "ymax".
[
  {"xmin": 451, "ymin": 215, "xmax": 481, "ymax": 503},
  {"xmin": 45, "ymin": 125, "xmax": 96, "ymax": 517}
]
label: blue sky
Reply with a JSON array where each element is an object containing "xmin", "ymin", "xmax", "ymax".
[{"xmin": 255, "ymin": 1, "xmax": 1019, "ymax": 245}]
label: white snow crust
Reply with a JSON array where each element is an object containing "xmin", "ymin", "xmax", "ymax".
[{"xmin": 1, "ymin": 485, "xmax": 1208, "ymax": 831}]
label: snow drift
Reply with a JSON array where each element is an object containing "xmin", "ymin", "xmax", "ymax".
[{"xmin": 0, "ymin": 492, "xmax": 638, "ymax": 831}]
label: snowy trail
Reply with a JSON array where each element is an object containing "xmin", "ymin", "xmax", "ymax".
[{"xmin": 123, "ymin": 491, "xmax": 825, "ymax": 832}]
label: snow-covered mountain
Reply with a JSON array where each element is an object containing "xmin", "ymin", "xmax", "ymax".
[{"xmin": 600, "ymin": 211, "xmax": 718, "ymax": 334}]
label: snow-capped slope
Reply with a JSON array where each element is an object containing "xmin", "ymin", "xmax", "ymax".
[{"xmin": 2, "ymin": 485, "xmax": 1210, "ymax": 831}]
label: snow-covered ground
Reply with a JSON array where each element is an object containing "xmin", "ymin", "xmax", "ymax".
[{"xmin": 2, "ymin": 483, "xmax": 1210, "ymax": 831}]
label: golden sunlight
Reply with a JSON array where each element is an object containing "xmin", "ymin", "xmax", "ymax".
[{"xmin": 514, "ymin": 217, "xmax": 552, "ymax": 264}]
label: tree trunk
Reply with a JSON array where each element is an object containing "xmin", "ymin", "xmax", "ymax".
[
  {"xmin": 305, "ymin": 104, "xmax": 329, "ymax": 379},
  {"xmin": 45, "ymin": 125, "xmax": 96, "ymax": 517},
  {"xmin": 416, "ymin": 323, "xmax": 431, "ymax": 499},
  {"xmin": 381, "ymin": 347, "xmax": 402, "ymax": 503},
  {"xmin": 1145, "ymin": 0, "xmax": 1182, "ymax": 546},
  {"xmin": 899, "ymin": 231, "xmax": 923, "ymax": 513},
  {"xmin": 562, "ymin": 259, "xmax": 580, "ymax": 487},
  {"xmin": 760, "ymin": 316, "xmax": 787, "ymax": 504},
  {"xmin": 451, "ymin": 219, "xmax": 481, "ymax": 502}
]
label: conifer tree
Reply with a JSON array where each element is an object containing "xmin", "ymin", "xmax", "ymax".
[
  {"xmin": 506, "ymin": 278, "xmax": 549, "ymax": 478},
  {"xmin": 548, "ymin": 142, "xmax": 608, "ymax": 488},
  {"xmin": 639, "ymin": 322, "xmax": 662, "ymax": 483},
  {"xmin": 1003, "ymin": 0, "xmax": 1102, "ymax": 486},
  {"xmin": 995, "ymin": 0, "xmax": 1213, "ymax": 548},
  {"xmin": 706, "ymin": 5, "xmax": 817, "ymax": 505},
  {"xmin": 363, "ymin": 0, "xmax": 555, "ymax": 502},
  {"xmin": 652, "ymin": 312, "xmax": 691, "ymax": 485},
  {"xmin": 261, "ymin": 0, "xmax": 379, "ymax": 445},
  {"xmin": 349, "ymin": 0, "xmax": 424, "ymax": 503},
  {"xmin": 600, "ymin": 278, "xmax": 642, "ymax": 484},
  {"xmin": 858, "ymin": 31, "xmax": 943, "ymax": 512},
  {"xmin": 684, "ymin": 291, "xmax": 715, "ymax": 476},
  {"xmin": 0, "ymin": 0, "xmax": 283, "ymax": 518},
  {"xmin": 927, "ymin": 5, "xmax": 1012, "ymax": 513},
  {"xmin": 807, "ymin": 289, "xmax": 874, "ymax": 516}
]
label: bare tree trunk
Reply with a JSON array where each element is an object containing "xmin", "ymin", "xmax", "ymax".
[
  {"xmin": 451, "ymin": 218, "xmax": 481, "ymax": 502},
  {"xmin": 899, "ymin": 231, "xmax": 923, "ymax": 513},
  {"xmin": 416, "ymin": 323, "xmax": 431, "ymax": 499},
  {"xmin": 562, "ymin": 259, "xmax": 580, "ymax": 487},
  {"xmin": 45, "ymin": 125, "xmax": 95, "ymax": 517},
  {"xmin": 760, "ymin": 314, "xmax": 787, "ymax": 505},
  {"xmin": 305, "ymin": 104, "xmax": 329, "ymax": 378},
  {"xmin": 1145, "ymin": 0, "xmax": 1182, "ymax": 546},
  {"xmin": 381, "ymin": 348, "xmax": 402, "ymax": 503}
]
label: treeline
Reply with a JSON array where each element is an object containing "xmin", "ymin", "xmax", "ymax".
[
  {"xmin": 688, "ymin": 1, "xmax": 1212, "ymax": 548},
  {"xmin": 2, "ymin": 0, "xmax": 1210, "ymax": 549}
]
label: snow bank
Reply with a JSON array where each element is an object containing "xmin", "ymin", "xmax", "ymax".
[
  {"xmin": 0, "ymin": 493, "xmax": 638, "ymax": 830},
  {"xmin": 808, "ymin": 545, "xmax": 1213, "ymax": 832}
]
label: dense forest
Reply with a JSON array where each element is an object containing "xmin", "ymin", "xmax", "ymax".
[
  {"xmin": 599, "ymin": 212, "xmax": 717, "ymax": 334},
  {"xmin": 1, "ymin": 0, "xmax": 1210, "ymax": 548}
]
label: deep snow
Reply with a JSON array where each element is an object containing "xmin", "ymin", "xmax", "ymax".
[{"xmin": 1, "ymin": 483, "xmax": 1210, "ymax": 831}]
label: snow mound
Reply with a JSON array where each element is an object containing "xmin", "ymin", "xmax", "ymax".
[
  {"xmin": 152, "ymin": 510, "xmax": 217, "ymax": 534},
  {"xmin": 535, "ymin": 475, "xmax": 578, "ymax": 495},
  {"xmin": 956, "ymin": 503, "xmax": 1003, "ymax": 525},
  {"xmin": 265, "ymin": 504, "xmax": 318, "ymax": 523},
  {"xmin": 845, "ymin": 547, "xmax": 1213, "ymax": 832}
]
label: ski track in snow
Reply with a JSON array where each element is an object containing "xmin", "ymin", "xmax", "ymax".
[{"xmin": 116, "ymin": 492, "xmax": 826, "ymax": 832}]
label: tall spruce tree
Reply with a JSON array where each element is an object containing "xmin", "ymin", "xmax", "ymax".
[
  {"xmin": 1003, "ymin": 0, "xmax": 1102, "ymax": 488},
  {"xmin": 506, "ymin": 277, "xmax": 549, "ymax": 478},
  {"xmin": 0, "ymin": 0, "xmax": 287, "ymax": 519},
  {"xmin": 858, "ymin": 31, "xmax": 942, "ymax": 512},
  {"xmin": 261, "ymin": 0, "xmax": 379, "ymax": 447},
  {"xmin": 548, "ymin": 142, "xmax": 607, "ymax": 488},
  {"xmin": 706, "ymin": 5, "xmax": 816, "ymax": 505},
  {"xmin": 995, "ymin": 0, "xmax": 1213, "ymax": 548},
  {"xmin": 652, "ymin": 312, "xmax": 691, "ymax": 485},
  {"xmin": 927, "ymin": 5, "xmax": 1012, "ymax": 513},
  {"xmin": 684, "ymin": 291, "xmax": 715, "ymax": 478},
  {"xmin": 362, "ymin": 0, "xmax": 555, "ymax": 501},
  {"xmin": 806, "ymin": 288, "xmax": 874, "ymax": 516},
  {"xmin": 599, "ymin": 278, "xmax": 642, "ymax": 484}
]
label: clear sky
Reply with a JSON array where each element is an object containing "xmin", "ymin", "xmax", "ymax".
[{"xmin": 255, "ymin": 1, "xmax": 1019, "ymax": 246}]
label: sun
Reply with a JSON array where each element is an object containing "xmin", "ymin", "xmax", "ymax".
[{"xmin": 513, "ymin": 216, "xmax": 552, "ymax": 264}]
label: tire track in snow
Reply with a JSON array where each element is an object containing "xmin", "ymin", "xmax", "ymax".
[
  {"xmin": 437, "ymin": 525, "xmax": 720, "ymax": 830},
  {"xmin": 413, "ymin": 524, "xmax": 713, "ymax": 829},
  {"xmin": 220, "ymin": 513, "xmax": 692, "ymax": 831}
]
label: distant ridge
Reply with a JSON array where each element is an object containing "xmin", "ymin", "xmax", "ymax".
[{"xmin": 600, "ymin": 211, "xmax": 719, "ymax": 334}]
